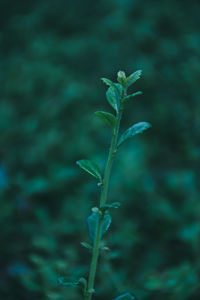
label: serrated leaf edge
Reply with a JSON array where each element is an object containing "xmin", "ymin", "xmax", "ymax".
[{"xmin": 117, "ymin": 122, "xmax": 151, "ymax": 148}]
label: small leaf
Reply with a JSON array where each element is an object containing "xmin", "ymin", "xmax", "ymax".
[
  {"xmin": 122, "ymin": 91, "xmax": 143, "ymax": 103},
  {"xmin": 101, "ymin": 77, "xmax": 114, "ymax": 87},
  {"xmin": 102, "ymin": 213, "xmax": 112, "ymax": 234},
  {"xmin": 57, "ymin": 277, "xmax": 78, "ymax": 287},
  {"xmin": 126, "ymin": 70, "xmax": 142, "ymax": 88},
  {"xmin": 81, "ymin": 242, "xmax": 92, "ymax": 249},
  {"xmin": 114, "ymin": 292, "xmax": 136, "ymax": 300},
  {"xmin": 87, "ymin": 212, "xmax": 99, "ymax": 241},
  {"xmin": 103, "ymin": 202, "xmax": 121, "ymax": 209},
  {"xmin": 91, "ymin": 207, "xmax": 101, "ymax": 214},
  {"xmin": 76, "ymin": 160, "xmax": 102, "ymax": 181},
  {"xmin": 88, "ymin": 288, "xmax": 95, "ymax": 294},
  {"xmin": 101, "ymin": 78, "xmax": 121, "ymax": 94},
  {"xmin": 78, "ymin": 277, "xmax": 87, "ymax": 295},
  {"xmin": 106, "ymin": 85, "xmax": 120, "ymax": 112},
  {"xmin": 117, "ymin": 71, "xmax": 127, "ymax": 86},
  {"xmin": 115, "ymin": 83, "xmax": 123, "ymax": 96},
  {"xmin": 101, "ymin": 245, "xmax": 110, "ymax": 251},
  {"xmin": 87, "ymin": 212, "xmax": 112, "ymax": 241},
  {"xmin": 95, "ymin": 111, "xmax": 116, "ymax": 129},
  {"xmin": 118, "ymin": 122, "xmax": 151, "ymax": 148},
  {"xmin": 117, "ymin": 71, "xmax": 126, "ymax": 79}
]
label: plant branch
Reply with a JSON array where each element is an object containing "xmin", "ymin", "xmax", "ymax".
[{"xmin": 85, "ymin": 107, "xmax": 123, "ymax": 300}]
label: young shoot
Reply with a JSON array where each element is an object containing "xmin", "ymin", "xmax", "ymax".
[{"xmin": 63, "ymin": 70, "xmax": 151, "ymax": 299}]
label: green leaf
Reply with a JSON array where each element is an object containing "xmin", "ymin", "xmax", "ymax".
[
  {"xmin": 81, "ymin": 242, "xmax": 92, "ymax": 249},
  {"xmin": 117, "ymin": 70, "xmax": 127, "ymax": 86},
  {"xmin": 106, "ymin": 83, "xmax": 122, "ymax": 112},
  {"xmin": 118, "ymin": 122, "xmax": 151, "ymax": 148},
  {"xmin": 102, "ymin": 202, "xmax": 121, "ymax": 209},
  {"xmin": 78, "ymin": 277, "xmax": 87, "ymax": 295},
  {"xmin": 127, "ymin": 70, "xmax": 142, "ymax": 88},
  {"xmin": 115, "ymin": 83, "xmax": 123, "ymax": 96},
  {"xmin": 57, "ymin": 277, "xmax": 78, "ymax": 287},
  {"xmin": 122, "ymin": 91, "xmax": 143, "ymax": 103},
  {"xmin": 101, "ymin": 78, "xmax": 120, "ymax": 92},
  {"xmin": 87, "ymin": 212, "xmax": 111, "ymax": 241},
  {"xmin": 114, "ymin": 292, "xmax": 136, "ymax": 299},
  {"xmin": 95, "ymin": 111, "xmax": 116, "ymax": 128},
  {"xmin": 101, "ymin": 77, "xmax": 114, "ymax": 87},
  {"xmin": 76, "ymin": 160, "xmax": 102, "ymax": 181}
]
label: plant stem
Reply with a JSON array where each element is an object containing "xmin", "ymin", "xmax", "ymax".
[
  {"xmin": 85, "ymin": 109, "xmax": 123, "ymax": 300},
  {"xmin": 100, "ymin": 109, "xmax": 122, "ymax": 207}
]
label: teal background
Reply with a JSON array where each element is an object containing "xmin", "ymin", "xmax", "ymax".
[{"xmin": 0, "ymin": 0, "xmax": 199, "ymax": 299}]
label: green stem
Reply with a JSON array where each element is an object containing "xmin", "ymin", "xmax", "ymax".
[
  {"xmin": 100, "ymin": 109, "xmax": 122, "ymax": 207},
  {"xmin": 85, "ymin": 108, "xmax": 123, "ymax": 300}
]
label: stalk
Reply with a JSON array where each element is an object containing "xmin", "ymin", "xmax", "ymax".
[
  {"xmin": 76, "ymin": 70, "xmax": 150, "ymax": 300},
  {"xmin": 85, "ymin": 108, "xmax": 123, "ymax": 300}
]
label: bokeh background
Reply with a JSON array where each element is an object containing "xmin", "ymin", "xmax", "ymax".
[{"xmin": 0, "ymin": 0, "xmax": 200, "ymax": 299}]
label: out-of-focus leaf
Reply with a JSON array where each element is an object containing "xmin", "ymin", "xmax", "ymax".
[
  {"xmin": 101, "ymin": 77, "xmax": 114, "ymax": 87},
  {"xmin": 114, "ymin": 292, "xmax": 136, "ymax": 299},
  {"xmin": 95, "ymin": 111, "xmax": 116, "ymax": 128},
  {"xmin": 122, "ymin": 91, "xmax": 143, "ymax": 103},
  {"xmin": 76, "ymin": 160, "xmax": 102, "ymax": 181},
  {"xmin": 81, "ymin": 242, "xmax": 92, "ymax": 249},
  {"xmin": 102, "ymin": 213, "xmax": 112, "ymax": 234},
  {"xmin": 117, "ymin": 70, "xmax": 127, "ymax": 86},
  {"xmin": 118, "ymin": 122, "xmax": 151, "ymax": 148},
  {"xmin": 87, "ymin": 212, "xmax": 111, "ymax": 241},
  {"xmin": 103, "ymin": 202, "xmax": 121, "ymax": 209},
  {"xmin": 78, "ymin": 277, "xmax": 87, "ymax": 294},
  {"xmin": 57, "ymin": 277, "xmax": 78, "ymax": 287}
]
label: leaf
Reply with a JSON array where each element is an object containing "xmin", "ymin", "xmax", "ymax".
[
  {"xmin": 115, "ymin": 83, "xmax": 123, "ymax": 96},
  {"xmin": 87, "ymin": 212, "xmax": 112, "ymax": 241},
  {"xmin": 106, "ymin": 83, "xmax": 122, "ymax": 112},
  {"xmin": 126, "ymin": 70, "xmax": 142, "ymax": 88},
  {"xmin": 81, "ymin": 242, "xmax": 92, "ymax": 249},
  {"xmin": 95, "ymin": 111, "xmax": 116, "ymax": 128},
  {"xmin": 101, "ymin": 245, "xmax": 110, "ymax": 251},
  {"xmin": 106, "ymin": 86, "xmax": 119, "ymax": 112},
  {"xmin": 101, "ymin": 77, "xmax": 114, "ymax": 87},
  {"xmin": 114, "ymin": 292, "xmax": 136, "ymax": 300},
  {"xmin": 122, "ymin": 91, "xmax": 143, "ymax": 103},
  {"xmin": 103, "ymin": 202, "xmax": 121, "ymax": 209},
  {"xmin": 101, "ymin": 78, "xmax": 121, "ymax": 93},
  {"xmin": 118, "ymin": 122, "xmax": 151, "ymax": 148},
  {"xmin": 57, "ymin": 277, "xmax": 78, "ymax": 287},
  {"xmin": 117, "ymin": 71, "xmax": 127, "ymax": 86},
  {"xmin": 78, "ymin": 277, "xmax": 87, "ymax": 295},
  {"xmin": 87, "ymin": 212, "xmax": 99, "ymax": 241},
  {"xmin": 76, "ymin": 160, "xmax": 102, "ymax": 181},
  {"xmin": 102, "ymin": 213, "xmax": 112, "ymax": 234}
]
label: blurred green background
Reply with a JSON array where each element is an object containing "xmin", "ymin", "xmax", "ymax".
[{"xmin": 0, "ymin": 0, "xmax": 200, "ymax": 299}]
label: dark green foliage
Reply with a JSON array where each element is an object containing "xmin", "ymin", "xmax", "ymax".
[{"xmin": 1, "ymin": 0, "xmax": 200, "ymax": 299}]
